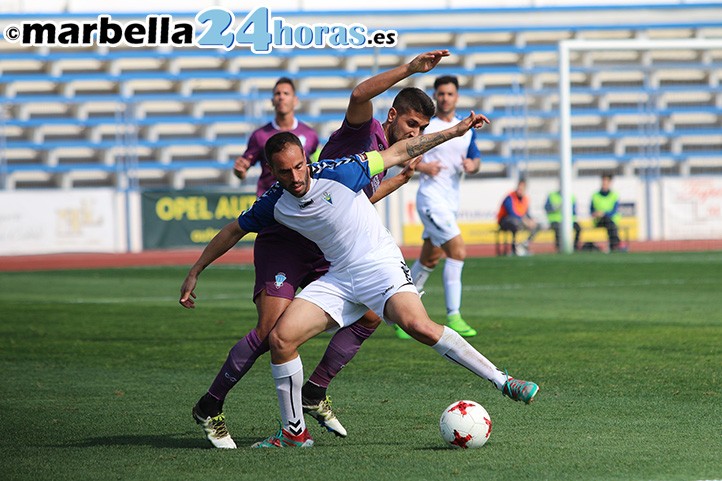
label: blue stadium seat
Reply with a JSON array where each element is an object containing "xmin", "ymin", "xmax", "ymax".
[{"xmin": 2, "ymin": 9, "xmax": 722, "ymax": 189}]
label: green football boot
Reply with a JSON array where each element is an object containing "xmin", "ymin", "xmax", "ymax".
[{"xmin": 446, "ymin": 313, "xmax": 477, "ymax": 337}]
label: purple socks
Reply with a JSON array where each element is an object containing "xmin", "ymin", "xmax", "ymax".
[
  {"xmin": 206, "ymin": 320, "xmax": 376, "ymax": 405},
  {"xmin": 307, "ymin": 323, "xmax": 376, "ymax": 389},
  {"xmin": 208, "ymin": 329, "xmax": 268, "ymax": 401}
]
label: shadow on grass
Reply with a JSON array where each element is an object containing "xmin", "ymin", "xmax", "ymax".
[{"xmin": 48, "ymin": 432, "xmax": 260, "ymax": 449}]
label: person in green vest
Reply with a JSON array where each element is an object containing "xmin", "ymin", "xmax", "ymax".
[
  {"xmin": 590, "ymin": 173, "xmax": 622, "ymax": 251},
  {"xmin": 545, "ymin": 190, "xmax": 581, "ymax": 252}
]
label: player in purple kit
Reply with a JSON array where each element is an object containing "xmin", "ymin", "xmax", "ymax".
[
  {"xmin": 299, "ymin": 72, "xmax": 440, "ymax": 424},
  {"xmin": 190, "ymin": 77, "xmax": 323, "ymax": 449},
  {"xmin": 189, "ymin": 52, "xmax": 445, "ymax": 449}
]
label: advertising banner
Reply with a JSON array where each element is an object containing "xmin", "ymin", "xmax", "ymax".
[
  {"xmin": 141, "ymin": 191, "xmax": 257, "ymax": 249},
  {"xmin": 397, "ymin": 177, "xmax": 639, "ymax": 245},
  {"xmin": 663, "ymin": 177, "xmax": 722, "ymax": 239},
  {"xmin": 0, "ymin": 189, "xmax": 118, "ymax": 255}
]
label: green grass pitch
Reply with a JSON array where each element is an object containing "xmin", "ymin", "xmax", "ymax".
[{"xmin": 1, "ymin": 251, "xmax": 721, "ymax": 481}]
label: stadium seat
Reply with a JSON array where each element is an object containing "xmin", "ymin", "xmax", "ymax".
[
  {"xmin": 0, "ymin": 58, "xmax": 46, "ymax": 76},
  {"xmin": 5, "ymin": 79, "xmax": 59, "ymax": 97},
  {"xmin": 134, "ymin": 99, "xmax": 188, "ymax": 118}
]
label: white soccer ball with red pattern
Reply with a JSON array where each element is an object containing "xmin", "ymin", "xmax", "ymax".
[{"xmin": 439, "ymin": 400, "xmax": 492, "ymax": 449}]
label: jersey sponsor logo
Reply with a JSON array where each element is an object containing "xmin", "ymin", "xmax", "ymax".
[
  {"xmin": 299, "ymin": 199, "xmax": 314, "ymax": 209},
  {"xmin": 274, "ymin": 272, "xmax": 287, "ymax": 289},
  {"xmin": 322, "ymin": 191, "xmax": 333, "ymax": 205}
]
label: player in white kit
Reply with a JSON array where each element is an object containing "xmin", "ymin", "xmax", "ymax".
[
  {"xmin": 179, "ymin": 113, "xmax": 539, "ymax": 448},
  {"xmin": 406, "ymin": 76, "xmax": 481, "ymax": 339}
]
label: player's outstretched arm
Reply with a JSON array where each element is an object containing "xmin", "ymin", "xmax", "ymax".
[
  {"xmin": 346, "ymin": 49, "xmax": 449, "ymax": 126},
  {"xmin": 367, "ymin": 156, "xmax": 422, "ymax": 204},
  {"xmin": 179, "ymin": 220, "xmax": 248, "ymax": 309},
  {"xmin": 379, "ymin": 112, "xmax": 490, "ymax": 171}
]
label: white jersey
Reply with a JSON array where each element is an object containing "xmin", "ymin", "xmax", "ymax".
[
  {"xmin": 417, "ymin": 115, "xmax": 480, "ymax": 212},
  {"xmin": 238, "ymin": 152, "xmax": 401, "ymax": 272}
]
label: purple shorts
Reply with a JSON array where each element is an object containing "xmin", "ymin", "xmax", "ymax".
[{"xmin": 252, "ymin": 223, "xmax": 330, "ymax": 302}]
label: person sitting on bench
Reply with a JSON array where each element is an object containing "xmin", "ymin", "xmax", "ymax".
[{"xmin": 497, "ymin": 178, "xmax": 539, "ymax": 256}]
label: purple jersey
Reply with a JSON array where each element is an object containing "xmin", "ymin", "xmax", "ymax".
[
  {"xmin": 320, "ymin": 117, "xmax": 388, "ymax": 198},
  {"xmin": 244, "ymin": 119, "xmax": 319, "ymax": 197}
]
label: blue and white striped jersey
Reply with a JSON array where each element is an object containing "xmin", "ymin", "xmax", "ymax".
[{"xmin": 238, "ymin": 152, "xmax": 400, "ymax": 271}]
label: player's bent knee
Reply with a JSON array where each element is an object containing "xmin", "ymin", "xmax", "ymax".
[
  {"xmin": 397, "ymin": 317, "xmax": 442, "ymax": 346},
  {"xmin": 254, "ymin": 292, "xmax": 292, "ymax": 340},
  {"xmin": 252, "ymin": 326, "xmax": 271, "ymax": 343},
  {"xmin": 268, "ymin": 328, "xmax": 298, "ymax": 357},
  {"xmin": 424, "ymin": 259, "xmax": 440, "ymax": 269},
  {"xmin": 255, "ymin": 317, "xmax": 278, "ymax": 340},
  {"xmin": 450, "ymin": 248, "xmax": 466, "ymax": 261},
  {"xmin": 358, "ymin": 311, "xmax": 383, "ymax": 329}
]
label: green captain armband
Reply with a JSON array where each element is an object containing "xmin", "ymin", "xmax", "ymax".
[
  {"xmin": 309, "ymin": 147, "xmax": 321, "ymax": 163},
  {"xmin": 366, "ymin": 151, "xmax": 384, "ymax": 176}
]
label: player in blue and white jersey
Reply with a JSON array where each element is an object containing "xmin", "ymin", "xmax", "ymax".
[
  {"xmin": 179, "ymin": 113, "xmax": 539, "ymax": 449},
  {"xmin": 407, "ymin": 75, "xmax": 482, "ymax": 339},
  {"xmin": 189, "ymin": 54, "xmax": 443, "ymax": 449}
]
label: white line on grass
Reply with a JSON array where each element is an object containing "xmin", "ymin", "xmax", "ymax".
[
  {"xmin": 6, "ymin": 293, "xmax": 249, "ymax": 305},
  {"xmin": 453, "ymin": 278, "xmax": 719, "ymax": 292}
]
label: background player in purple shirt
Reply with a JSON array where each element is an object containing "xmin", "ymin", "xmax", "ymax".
[
  {"xmin": 233, "ymin": 77, "xmax": 319, "ymax": 196},
  {"xmin": 189, "ymin": 53, "xmax": 445, "ymax": 449}
]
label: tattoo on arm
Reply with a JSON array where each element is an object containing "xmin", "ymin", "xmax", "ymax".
[{"xmin": 405, "ymin": 131, "xmax": 453, "ymax": 158}]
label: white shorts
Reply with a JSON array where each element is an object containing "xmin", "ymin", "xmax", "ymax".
[
  {"xmin": 417, "ymin": 203, "xmax": 461, "ymax": 247},
  {"xmin": 296, "ymin": 258, "xmax": 418, "ymax": 330}
]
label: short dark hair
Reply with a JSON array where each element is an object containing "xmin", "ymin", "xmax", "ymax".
[
  {"xmin": 433, "ymin": 75, "xmax": 459, "ymax": 91},
  {"xmin": 602, "ymin": 172, "xmax": 614, "ymax": 181},
  {"xmin": 264, "ymin": 132, "xmax": 303, "ymax": 166},
  {"xmin": 274, "ymin": 77, "xmax": 296, "ymax": 93},
  {"xmin": 392, "ymin": 87, "xmax": 435, "ymax": 118}
]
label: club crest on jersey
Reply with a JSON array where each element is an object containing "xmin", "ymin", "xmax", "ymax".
[
  {"xmin": 322, "ymin": 191, "xmax": 333, "ymax": 205},
  {"xmin": 274, "ymin": 272, "xmax": 287, "ymax": 289}
]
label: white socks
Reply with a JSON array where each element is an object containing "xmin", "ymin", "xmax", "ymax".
[
  {"xmin": 432, "ymin": 326, "xmax": 506, "ymax": 390},
  {"xmin": 271, "ymin": 357, "xmax": 306, "ymax": 436},
  {"xmin": 412, "ymin": 258, "xmax": 465, "ymax": 316},
  {"xmin": 411, "ymin": 261, "xmax": 434, "ymax": 292},
  {"xmin": 443, "ymin": 258, "xmax": 464, "ymax": 316}
]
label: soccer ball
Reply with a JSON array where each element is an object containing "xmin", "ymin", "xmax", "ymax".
[{"xmin": 439, "ymin": 400, "xmax": 492, "ymax": 449}]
